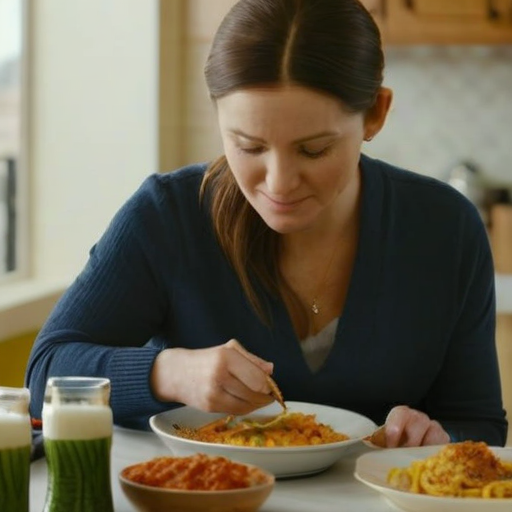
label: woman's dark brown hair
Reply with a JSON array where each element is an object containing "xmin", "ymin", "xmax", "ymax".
[{"xmin": 200, "ymin": 0, "xmax": 384, "ymax": 328}]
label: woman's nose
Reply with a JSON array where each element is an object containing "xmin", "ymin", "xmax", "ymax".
[{"xmin": 265, "ymin": 154, "xmax": 300, "ymax": 196}]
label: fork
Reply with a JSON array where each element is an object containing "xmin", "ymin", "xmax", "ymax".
[{"xmin": 266, "ymin": 375, "xmax": 287, "ymax": 411}]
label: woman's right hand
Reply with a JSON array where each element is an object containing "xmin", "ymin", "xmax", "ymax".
[{"xmin": 150, "ymin": 339, "xmax": 275, "ymax": 415}]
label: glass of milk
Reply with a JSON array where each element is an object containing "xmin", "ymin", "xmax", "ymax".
[
  {"xmin": 42, "ymin": 377, "xmax": 114, "ymax": 512},
  {"xmin": 0, "ymin": 386, "xmax": 31, "ymax": 512}
]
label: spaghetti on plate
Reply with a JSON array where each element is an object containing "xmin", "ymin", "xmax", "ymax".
[{"xmin": 388, "ymin": 441, "xmax": 512, "ymax": 498}]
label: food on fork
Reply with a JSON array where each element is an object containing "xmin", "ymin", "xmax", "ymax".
[
  {"xmin": 266, "ymin": 376, "xmax": 286, "ymax": 411},
  {"xmin": 363, "ymin": 424, "xmax": 387, "ymax": 448},
  {"xmin": 387, "ymin": 441, "xmax": 512, "ymax": 498}
]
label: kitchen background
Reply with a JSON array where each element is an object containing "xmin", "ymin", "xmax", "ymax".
[
  {"xmin": 1, "ymin": 0, "xmax": 511, "ymax": 441},
  {"xmin": 182, "ymin": 44, "xmax": 512, "ymax": 187},
  {"xmin": 365, "ymin": 45, "xmax": 512, "ymax": 183}
]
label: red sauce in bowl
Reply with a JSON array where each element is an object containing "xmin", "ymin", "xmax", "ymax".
[{"xmin": 121, "ymin": 453, "xmax": 269, "ymax": 491}]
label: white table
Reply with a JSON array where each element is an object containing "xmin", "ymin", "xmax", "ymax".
[{"xmin": 29, "ymin": 427, "xmax": 396, "ymax": 511}]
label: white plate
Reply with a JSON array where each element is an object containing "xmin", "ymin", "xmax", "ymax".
[
  {"xmin": 354, "ymin": 445, "xmax": 512, "ymax": 512},
  {"xmin": 150, "ymin": 401, "xmax": 376, "ymax": 478}
]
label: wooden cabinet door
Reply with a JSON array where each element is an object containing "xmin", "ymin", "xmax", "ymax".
[{"xmin": 362, "ymin": 0, "xmax": 512, "ymax": 44}]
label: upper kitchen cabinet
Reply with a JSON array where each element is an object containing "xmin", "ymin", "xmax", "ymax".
[{"xmin": 360, "ymin": 0, "xmax": 512, "ymax": 44}]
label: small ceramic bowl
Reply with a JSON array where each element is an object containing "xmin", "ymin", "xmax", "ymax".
[{"xmin": 119, "ymin": 456, "xmax": 275, "ymax": 512}]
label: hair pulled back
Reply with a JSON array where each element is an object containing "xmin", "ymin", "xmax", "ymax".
[{"xmin": 200, "ymin": 0, "xmax": 384, "ymax": 324}]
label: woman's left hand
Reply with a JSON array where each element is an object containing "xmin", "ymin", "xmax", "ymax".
[{"xmin": 383, "ymin": 405, "xmax": 450, "ymax": 447}]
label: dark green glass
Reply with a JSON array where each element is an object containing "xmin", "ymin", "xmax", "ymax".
[
  {"xmin": 0, "ymin": 445, "xmax": 31, "ymax": 512},
  {"xmin": 43, "ymin": 437, "xmax": 114, "ymax": 512}
]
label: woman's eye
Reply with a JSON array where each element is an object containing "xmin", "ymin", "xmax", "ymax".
[
  {"xmin": 300, "ymin": 146, "xmax": 331, "ymax": 159},
  {"xmin": 238, "ymin": 146, "xmax": 265, "ymax": 155}
]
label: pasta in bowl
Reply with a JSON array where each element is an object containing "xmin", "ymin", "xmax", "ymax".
[
  {"xmin": 172, "ymin": 410, "xmax": 350, "ymax": 447},
  {"xmin": 355, "ymin": 442, "xmax": 512, "ymax": 512},
  {"xmin": 150, "ymin": 401, "xmax": 376, "ymax": 478}
]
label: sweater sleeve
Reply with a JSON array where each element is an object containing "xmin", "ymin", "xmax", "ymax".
[
  {"xmin": 25, "ymin": 176, "xmax": 173, "ymax": 426},
  {"xmin": 425, "ymin": 208, "xmax": 508, "ymax": 445}
]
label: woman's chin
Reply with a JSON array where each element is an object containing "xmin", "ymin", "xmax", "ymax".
[{"xmin": 260, "ymin": 215, "xmax": 315, "ymax": 235}]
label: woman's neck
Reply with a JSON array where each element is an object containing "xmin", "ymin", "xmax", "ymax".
[{"xmin": 279, "ymin": 167, "xmax": 362, "ymax": 260}]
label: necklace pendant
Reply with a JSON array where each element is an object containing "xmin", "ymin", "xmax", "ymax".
[{"xmin": 311, "ymin": 300, "xmax": 320, "ymax": 315}]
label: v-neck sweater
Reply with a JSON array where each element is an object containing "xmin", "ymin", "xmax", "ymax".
[{"xmin": 25, "ymin": 154, "xmax": 508, "ymax": 445}]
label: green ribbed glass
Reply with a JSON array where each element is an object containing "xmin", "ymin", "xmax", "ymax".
[
  {"xmin": 42, "ymin": 377, "xmax": 114, "ymax": 512},
  {"xmin": 0, "ymin": 445, "xmax": 31, "ymax": 512},
  {"xmin": 0, "ymin": 386, "xmax": 31, "ymax": 512},
  {"xmin": 43, "ymin": 437, "xmax": 113, "ymax": 512}
]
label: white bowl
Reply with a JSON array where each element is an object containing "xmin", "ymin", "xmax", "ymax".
[{"xmin": 150, "ymin": 401, "xmax": 376, "ymax": 478}]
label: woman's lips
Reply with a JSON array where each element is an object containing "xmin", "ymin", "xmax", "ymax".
[{"xmin": 264, "ymin": 194, "xmax": 307, "ymax": 212}]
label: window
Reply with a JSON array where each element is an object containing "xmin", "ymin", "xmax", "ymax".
[{"xmin": 0, "ymin": 0, "xmax": 25, "ymax": 279}]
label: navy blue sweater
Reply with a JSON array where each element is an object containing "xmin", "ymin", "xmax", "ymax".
[{"xmin": 25, "ymin": 154, "xmax": 508, "ymax": 444}]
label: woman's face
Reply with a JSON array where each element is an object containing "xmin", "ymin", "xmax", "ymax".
[{"xmin": 216, "ymin": 85, "xmax": 366, "ymax": 235}]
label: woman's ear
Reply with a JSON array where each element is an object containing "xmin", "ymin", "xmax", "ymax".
[{"xmin": 363, "ymin": 87, "xmax": 393, "ymax": 141}]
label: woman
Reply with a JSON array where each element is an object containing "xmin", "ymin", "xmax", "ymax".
[{"xmin": 26, "ymin": 0, "xmax": 507, "ymax": 446}]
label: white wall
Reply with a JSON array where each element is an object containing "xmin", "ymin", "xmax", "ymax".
[{"xmin": 30, "ymin": 0, "xmax": 159, "ymax": 281}]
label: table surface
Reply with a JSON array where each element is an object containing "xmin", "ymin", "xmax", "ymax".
[{"xmin": 29, "ymin": 426, "xmax": 397, "ymax": 512}]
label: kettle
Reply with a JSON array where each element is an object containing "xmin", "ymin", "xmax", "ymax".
[{"xmin": 445, "ymin": 160, "xmax": 486, "ymax": 221}]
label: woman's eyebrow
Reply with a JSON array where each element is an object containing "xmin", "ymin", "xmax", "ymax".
[
  {"xmin": 230, "ymin": 129, "xmax": 339, "ymax": 144},
  {"xmin": 230, "ymin": 129, "xmax": 266, "ymax": 143}
]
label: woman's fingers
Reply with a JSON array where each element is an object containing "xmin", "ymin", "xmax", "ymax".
[
  {"xmin": 222, "ymin": 340, "xmax": 278, "ymax": 400},
  {"xmin": 383, "ymin": 406, "xmax": 409, "ymax": 447},
  {"xmin": 384, "ymin": 405, "xmax": 450, "ymax": 447},
  {"xmin": 150, "ymin": 341, "xmax": 277, "ymax": 415},
  {"xmin": 199, "ymin": 381, "xmax": 272, "ymax": 416},
  {"xmin": 422, "ymin": 420, "xmax": 450, "ymax": 445},
  {"xmin": 219, "ymin": 373, "xmax": 274, "ymax": 412},
  {"xmin": 224, "ymin": 339, "xmax": 274, "ymax": 374}
]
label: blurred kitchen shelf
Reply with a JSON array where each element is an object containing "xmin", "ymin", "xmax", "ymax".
[
  {"xmin": 363, "ymin": 0, "xmax": 512, "ymax": 45},
  {"xmin": 496, "ymin": 274, "xmax": 512, "ymax": 314}
]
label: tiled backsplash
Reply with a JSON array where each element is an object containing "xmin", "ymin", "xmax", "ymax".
[{"xmin": 366, "ymin": 46, "xmax": 512, "ymax": 186}]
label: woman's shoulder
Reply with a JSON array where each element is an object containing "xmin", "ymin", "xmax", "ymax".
[
  {"xmin": 362, "ymin": 154, "xmax": 457, "ymax": 194},
  {"xmin": 144, "ymin": 162, "xmax": 209, "ymax": 191},
  {"xmin": 108, "ymin": 163, "xmax": 210, "ymax": 231},
  {"xmin": 127, "ymin": 162, "xmax": 209, "ymax": 208},
  {"xmin": 361, "ymin": 154, "xmax": 481, "ymax": 219}
]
